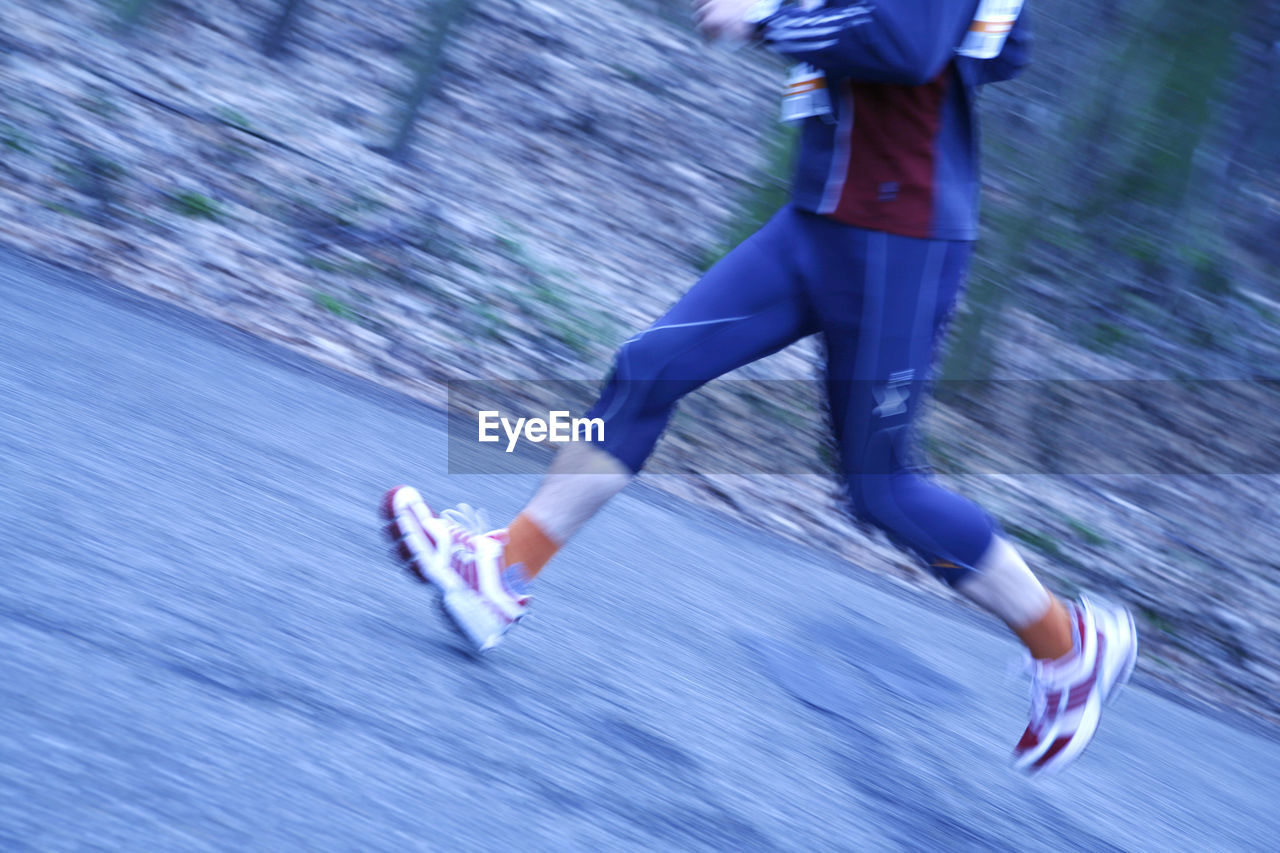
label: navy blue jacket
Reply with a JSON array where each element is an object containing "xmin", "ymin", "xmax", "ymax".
[{"xmin": 759, "ymin": 1, "xmax": 1032, "ymax": 240}]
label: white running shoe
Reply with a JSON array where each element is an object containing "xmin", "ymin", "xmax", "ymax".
[
  {"xmin": 1012, "ymin": 595, "xmax": 1138, "ymax": 776},
  {"xmin": 382, "ymin": 485, "xmax": 530, "ymax": 653}
]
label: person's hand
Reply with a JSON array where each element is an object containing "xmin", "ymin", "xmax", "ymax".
[{"xmin": 692, "ymin": 0, "xmax": 761, "ymax": 45}]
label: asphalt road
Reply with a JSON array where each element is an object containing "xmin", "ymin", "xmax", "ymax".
[{"xmin": 2, "ymin": 246, "xmax": 1278, "ymax": 852}]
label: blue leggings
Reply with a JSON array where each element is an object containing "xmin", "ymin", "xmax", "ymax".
[{"xmin": 587, "ymin": 205, "xmax": 995, "ymax": 585}]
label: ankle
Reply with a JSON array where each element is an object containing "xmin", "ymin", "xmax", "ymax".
[
  {"xmin": 504, "ymin": 513, "xmax": 559, "ymax": 579},
  {"xmin": 1017, "ymin": 596, "xmax": 1074, "ymax": 661}
]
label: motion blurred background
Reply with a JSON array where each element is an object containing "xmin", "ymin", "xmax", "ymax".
[{"xmin": 2, "ymin": 0, "xmax": 1277, "ymax": 752}]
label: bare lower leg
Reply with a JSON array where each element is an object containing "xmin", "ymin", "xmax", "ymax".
[
  {"xmin": 1014, "ymin": 595, "xmax": 1073, "ymax": 661},
  {"xmin": 503, "ymin": 444, "xmax": 633, "ymax": 582},
  {"xmin": 504, "ymin": 513, "xmax": 559, "ymax": 580},
  {"xmin": 957, "ymin": 536, "xmax": 1074, "ymax": 661}
]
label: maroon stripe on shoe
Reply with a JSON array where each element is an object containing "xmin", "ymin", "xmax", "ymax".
[
  {"xmin": 454, "ymin": 552, "xmax": 480, "ymax": 593},
  {"xmin": 417, "ymin": 514, "xmax": 442, "ymax": 548},
  {"xmin": 1072, "ymin": 605, "xmax": 1087, "ymax": 648},
  {"xmin": 1064, "ymin": 635, "xmax": 1105, "ymax": 712},
  {"xmin": 1033, "ymin": 735, "xmax": 1073, "ymax": 769},
  {"xmin": 413, "ymin": 516, "xmax": 438, "ymax": 550},
  {"xmin": 1064, "ymin": 673, "xmax": 1098, "ymax": 712}
]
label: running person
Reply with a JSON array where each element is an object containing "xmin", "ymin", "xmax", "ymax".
[{"xmin": 383, "ymin": 0, "xmax": 1138, "ymax": 775}]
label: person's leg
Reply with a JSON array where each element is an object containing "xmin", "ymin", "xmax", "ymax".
[
  {"xmin": 811, "ymin": 225, "xmax": 1140, "ymax": 774},
  {"xmin": 508, "ymin": 206, "xmax": 821, "ymax": 578},
  {"xmin": 387, "ymin": 207, "xmax": 820, "ymax": 650},
  {"xmin": 811, "ymin": 223, "xmax": 1070, "ymax": 658},
  {"xmin": 820, "ymin": 226, "xmax": 1138, "ymax": 775}
]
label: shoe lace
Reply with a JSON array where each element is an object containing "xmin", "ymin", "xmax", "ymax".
[
  {"xmin": 439, "ymin": 503, "xmax": 529, "ymax": 601},
  {"xmin": 441, "ymin": 503, "xmax": 491, "ymax": 539}
]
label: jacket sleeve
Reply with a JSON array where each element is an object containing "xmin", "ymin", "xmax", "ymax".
[
  {"xmin": 976, "ymin": 6, "xmax": 1032, "ymax": 85},
  {"xmin": 758, "ymin": 1, "xmax": 981, "ymax": 86}
]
